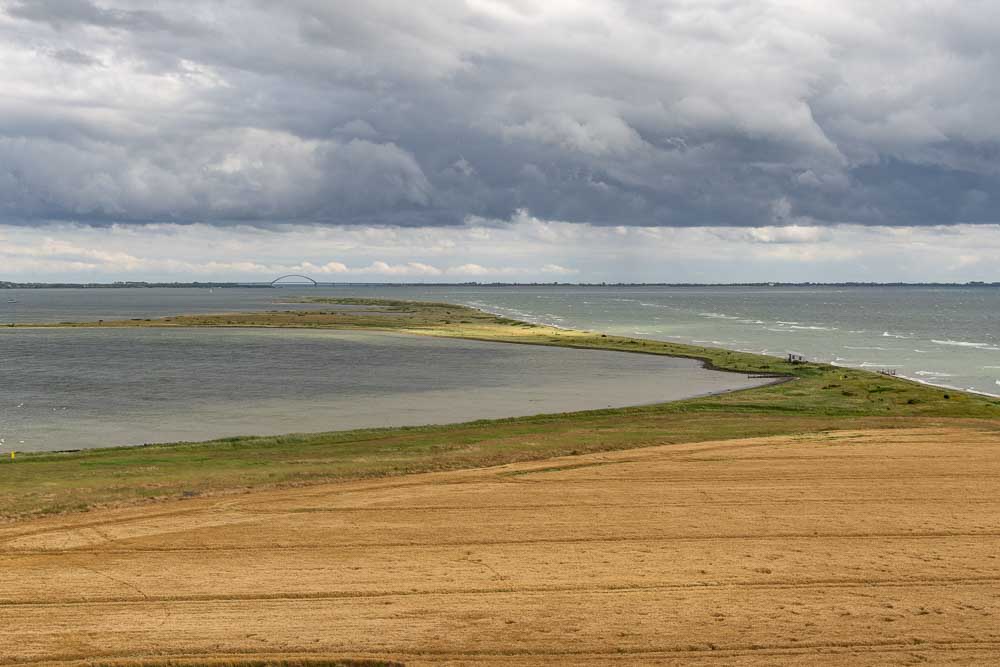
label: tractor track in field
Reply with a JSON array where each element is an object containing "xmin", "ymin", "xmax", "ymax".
[{"xmin": 2, "ymin": 427, "xmax": 1000, "ymax": 665}]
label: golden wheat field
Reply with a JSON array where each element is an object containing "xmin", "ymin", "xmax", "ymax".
[{"xmin": 2, "ymin": 427, "xmax": 1000, "ymax": 665}]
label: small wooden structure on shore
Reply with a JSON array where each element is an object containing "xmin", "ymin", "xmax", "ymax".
[{"xmin": 786, "ymin": 353, "xmax": 805, "ymax": 364}]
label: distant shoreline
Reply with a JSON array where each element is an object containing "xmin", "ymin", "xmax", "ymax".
[{"xmin": 3, "ymin": 281, "xmax": 1000, "ymax": 289}]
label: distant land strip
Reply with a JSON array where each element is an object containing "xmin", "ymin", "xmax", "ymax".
[{"xmin": 2, "ymin": 280, "xmax": 1000, "ymax": 289}]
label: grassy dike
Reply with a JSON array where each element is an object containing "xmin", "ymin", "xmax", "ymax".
[{"xmin": 3, "ymin": 297, "xmax": 999, "ymax": 521}]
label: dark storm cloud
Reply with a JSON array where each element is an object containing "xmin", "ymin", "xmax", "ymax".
[
  {"xmin": 7, "ymin": 0, "xmax": 204, "ymax": 33},
  {"xmin": 49, "ymin": 47, "xmax": 102, "ymax": 66},
  {"xmin": 1, "ymin": 0, "xmax": 999, "ymax": 227}
]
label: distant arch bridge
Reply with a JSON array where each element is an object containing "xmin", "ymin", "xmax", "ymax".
[{"xmin": 270, "ymin": 274, "xmax": 318, "ymax": 286}]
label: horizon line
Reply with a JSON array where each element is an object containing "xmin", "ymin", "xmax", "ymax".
[{"xmin": 3, "ymin": 280, "xmax": 1000, "ymax": 288}]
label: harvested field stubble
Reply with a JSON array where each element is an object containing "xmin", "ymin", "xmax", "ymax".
[{"xmin": 2, "ymin": 428, "xmax": 1000, "ymax": 665}]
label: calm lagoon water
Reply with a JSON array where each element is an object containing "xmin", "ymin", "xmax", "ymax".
[{"xmin": 0, "ymin": 327, "xmax": 767, "ymax": 452}]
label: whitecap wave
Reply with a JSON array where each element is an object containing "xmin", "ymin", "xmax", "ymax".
[
  {"xmin": 914, "ymin": 370, "xmax": 955, "ymax": 377},
  {"xmin": 882, "ymin": 331, "xmax": 913, "ymax": 339},
  {"xmin": 699, "ymin": 312, "xmax": 740, "ymax": 320},
  {"xmin": 899, "ymin": 375, "xmax": 1000, "ymax": 398},
  {"xmin": 932, "ymin": 339, "xmax": 1000, "ymax": 350}
]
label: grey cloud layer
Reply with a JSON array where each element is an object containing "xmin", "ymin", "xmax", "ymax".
[{"xmin": 2, "ymin": 0, "xmax": 999, "ymax": 227}]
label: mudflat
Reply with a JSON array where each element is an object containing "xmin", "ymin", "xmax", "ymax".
[{"xmin": 2, "ymin": 427, "xmax": 999, "ymax": 665}]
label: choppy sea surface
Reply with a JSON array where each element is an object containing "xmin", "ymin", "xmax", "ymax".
[
  {"xmin": 1, "ymin": 284, "xmax": 998, "ymax": 452},
  {"xmin": 449, "ymin": 285, "xmax": 1000, "ymax": 398}
]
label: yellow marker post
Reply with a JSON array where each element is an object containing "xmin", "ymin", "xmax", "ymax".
[{"xmin": 9, "ymin": 451, "xmax": 14, "ymax": 461}]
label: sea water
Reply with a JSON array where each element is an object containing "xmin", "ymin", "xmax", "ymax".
[
  {"xmin": 1, "ymin": 284, "xmax": 998, "ymax": 452},
  {"xmin": 3, "ymin": 285, "xmax": 998, "ymax": 396}
]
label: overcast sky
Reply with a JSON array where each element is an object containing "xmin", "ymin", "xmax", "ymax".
[{"xmin": 2, "ymin": 0, "xmax": 999, "ymax": 282}]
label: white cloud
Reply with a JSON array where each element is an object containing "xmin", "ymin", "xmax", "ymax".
[
  {"xmin": 735, "ymin": 225, "xmax": 833, "ymax": 244},
  {"xmin": 450, "ymin": 263, "xmax": 492, "ymax": 276},
  {"xmin": 294, "ymin": 261, "xmax": 350, "ymax": 274},
  {"xmin": 2, "ymin": 218, "xmax": 1000, "ymax": 283},
  {"xmin": 362, "ymin": 261, "xmax": 442, "ymax": 277}
]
